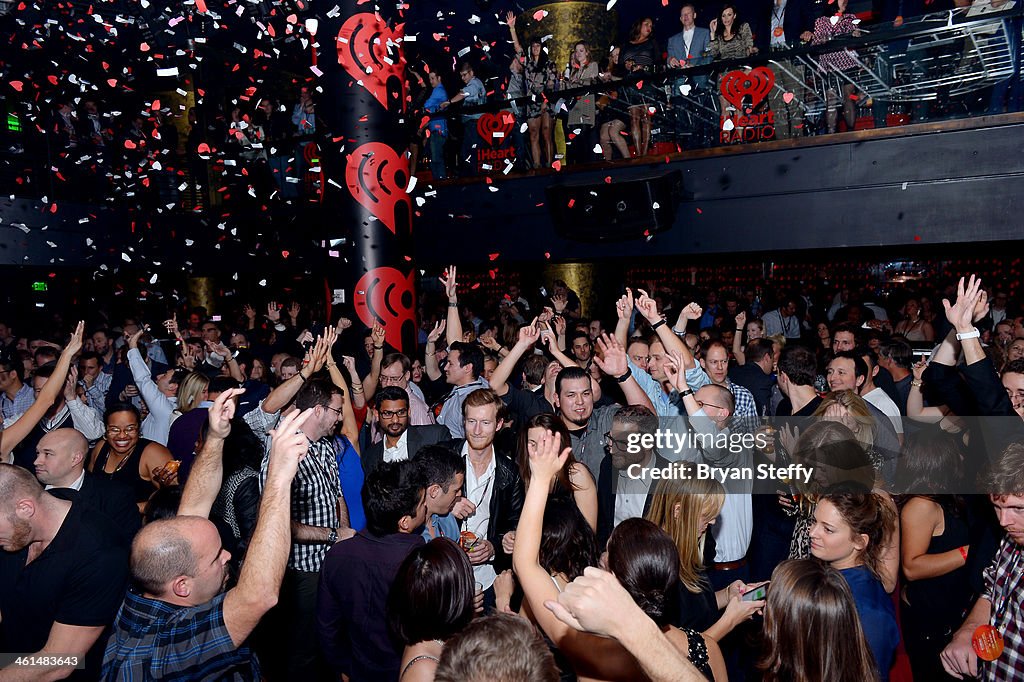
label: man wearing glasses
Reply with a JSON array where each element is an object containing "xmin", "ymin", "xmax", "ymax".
[
  {"xmin": 361, "ymin": 386, "xmax": 448, "ymax": 476},
  {"xmin": 364, "ymin": 351, "xmax": 435, "ymax": 442},
  {"xmin": 440, "ymin": 62, "xmax": 487, "ymax": 176},
  {"xmin": 595, "ymin": 404, "xmax": 671, "ymax": 547},
  {"xmin": 258, "ymin": 377, "xmax": 354, "ymax": 680}
]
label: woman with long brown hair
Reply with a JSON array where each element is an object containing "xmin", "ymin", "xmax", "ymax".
[
  {"xmin": 516, "ymin": 412, "xmax": 597, "ymax": 530},
  {"xmin": 759, "ymin": 559, "xmax": 880, "ymax": 682}
]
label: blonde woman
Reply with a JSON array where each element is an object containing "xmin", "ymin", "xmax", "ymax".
[
  {"xmin": 647, "ymin": 462, "xmax": 766, "ymax": 641},
  {"xmin": 176, "ymin": 371, "xmax": 210, "ymax": 415}
]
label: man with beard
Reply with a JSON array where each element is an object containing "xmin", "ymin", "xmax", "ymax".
[
  {"xmin": 554, "ymin": 334, "xmax": 654, "ymax": 477},
  {"xmin": 0, "ymin": 463, "xmax": 128, "ymax": 680},
  {"xmin": 361, "ymin": 387, "xmax": 449, "ymax": 476},
  {"xmin": 102, "ymin": 393, "xmax": 311, "ymax": 680}
]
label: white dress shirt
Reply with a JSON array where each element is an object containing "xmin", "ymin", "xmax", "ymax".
[{"xmin": 463, "ymin": 442, "xmax": 497, "ymax": 589}]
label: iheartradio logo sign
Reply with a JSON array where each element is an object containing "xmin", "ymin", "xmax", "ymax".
[
  {"xmin": 719, "ymin": 67, "xmax": 775, "ymax": 112},
  {"xmin": 476, "ymin": 112, "xmax": 515, "ymax": 146}
]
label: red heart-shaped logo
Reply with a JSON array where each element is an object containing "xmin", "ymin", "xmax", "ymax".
[
  {"xmin": 476, "ymin": 111, "xmax": 515, "ymax": 145},
  {"xmin": 337, "ymin": 13, "xmax": 407, "ymax": 112},
  {"xmin": 353, "ymin": 267, "xmax": 416, "ymax": 350},
  {"xmin": 345, "ymin": 141, "xmax": 411, "ymax": 236},
  {"xmin": 720, "ymin": 66, "xmax": 775, "ymax": 111}
]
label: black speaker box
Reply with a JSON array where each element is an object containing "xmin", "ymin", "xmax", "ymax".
[{"xmin": 545, "ymin": 170, "xmax": 684, "ymax": 243}]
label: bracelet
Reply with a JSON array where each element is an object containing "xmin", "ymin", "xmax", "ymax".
[
  {"xmin": 959, "ymin": 545, "xmax": 969, "ymax": 561},
  {"xmin": 325, "ymin": 361, "xmax": 337, "ymax": 368},
  {"xmin": 651, "ymin": 319, "xmax": 667, "ymax": 331},
  {"xmin": 955, "ymin": 328, "xmax": 980, "ymax": 341},
  {"xmin": 910, "ymin": 379, "xmax": 923, "ymax": 388},
  {"xmin": 373, "ymin": 345, "xmax": 383, "ymax": 350},
  {"xmin": 298, "ymin": 372, "xmax": 308, "ymax": 382},
  {"xmin": 679, "ymin": 388, "xmax": 694, "ymax": 397},
  {"xmin": 448, "ymin": 302, "xmax": 459, "ymax": 308},
  {"xmin": 352, "ymin": 387, "xmax": 364, "ymax": 394},
  {"xmin": 615, "ymin": 367, "xmax": 633, "ymax": 383}
]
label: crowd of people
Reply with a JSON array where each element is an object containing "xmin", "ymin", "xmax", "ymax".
[
  {"xmin": 1, "ymin": 263, "xmax": 1024, "ymax": 681},
  {"xmin": 407, "ymin": 0, "xmax": 1021, "ymax": 176}
]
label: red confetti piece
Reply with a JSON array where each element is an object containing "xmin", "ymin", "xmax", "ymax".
[
  {"xmin": 568, "ymin": 199, "xmax": 575, "ymax": 208},
  {"xmin": 9, "ymin": 81, "xmax": 22, "ymax": 91},
  {"xmin": 489, "ymin": 270, "xmax": 497, "ymax": 279},
  {"xmin": 604, "ymin": 176, "xmax": 612, "ymax": 184},
  {"xmin": 197, "ymin": 143, "xmax": 211, "ymax": 154},
  {"xmin": 49, "ymin": 203, "xmax": 58, "ymax": 213},
  {"xmin": 281, "ymin": 250, "xmax": 290, "ymax": 258},
  {"xmin": 914, "ymin": 235, "xmax": 921, "ymax": 241},
  {"xmin": 552, "ymin": 160, "xmax": 562, "ymax": 171},
  {"xmin": 488, "ymin": 253, "xmax": 500, "ymax": 261},
  {"xmin": 533, "ymin": 9, "xmax": 548, "ymax": 20},
  {"xmin": 195, "ymin": 0, "xmax": 208, "ymax": 13},
  {"xmin": 471, "ymin": 283, "xmax": 481, "ymax": 290},
  {"xmin": 124, "ymin": 140, "xmax": 137, "ymax": 149},
  {"xmin": 544, "ymin": 252, "xmax": 551, "ymax": 259}
]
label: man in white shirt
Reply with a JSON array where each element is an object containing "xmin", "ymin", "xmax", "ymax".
[
  {"xmin": 858, "ymin": 348, "xmax": 904, "ymax": 444},
  {"xmin": 126, "ymin": 330, "xmax": 180, "ymax": 445},
  {"xmin": 361, "ymin": 386, "xmax": 448, "ymax": 475}
]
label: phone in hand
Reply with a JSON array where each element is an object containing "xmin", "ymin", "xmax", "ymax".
[{"xmin": 742, "ymin": 585, "xmax": 768, "ymax": 602}]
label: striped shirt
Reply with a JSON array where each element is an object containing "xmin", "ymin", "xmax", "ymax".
[{"xmin": 102, "ymin": 591, "xmax": 258, "ymax": 681}]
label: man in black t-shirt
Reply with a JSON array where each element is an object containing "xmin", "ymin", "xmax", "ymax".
[{"xmin": 0, "ymin": 463, "xmax": 128, "ymax": 680}]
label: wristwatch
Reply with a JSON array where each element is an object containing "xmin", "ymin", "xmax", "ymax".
[
  {"xmin": 327, "ymin": 528, "xmax": 338, "ymax": 544},
  {"xmin": 955, "ymin": 328, "xmax": 980, "ymax": 341}
]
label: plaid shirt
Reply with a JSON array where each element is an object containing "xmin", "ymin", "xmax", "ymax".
[
  {"xmin": 260, "ymin": 432, "xmax": 341, "ymax": 573},
  {"xmin": 102, "ymin": 591, "xmax": 259, "ymax": 681},
  {"xmin": 981, "ymin": 537, "xmax": 1024, "ymax": 681},
  {"xmin": 685, "ymin": 366, "xmax": 760, "ymax": 434},
  {"xmin": 0, "ymin": 382, "xmax": 34, "ymax": 421},
  {"xmin": 80, "ymin": 371, "xmax": 112, "ymax": 409}
]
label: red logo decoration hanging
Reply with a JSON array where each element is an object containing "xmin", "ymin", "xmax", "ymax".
[
  {"xmin": 345, "ymin": 142, "xmax": 411, "ymax": 236},
  {"xmin": 337, "ymin": 13, "xmax": 407, "ymax": 112},
  {"xmin": 353, "ymin": 267, "xmax": 416, "ymax": 350},
  {"xmin": 720, "ymin": 67, "xmax": 775, "ymax": 111}
]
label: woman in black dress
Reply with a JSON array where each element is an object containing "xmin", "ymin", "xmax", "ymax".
[
  {"xmin": 89, "ymin": 402, "xmax": 177, "ymax": 511},
  {"xmin": 619, "ymin": 17, "xmax": 662, "ymax": 157}
]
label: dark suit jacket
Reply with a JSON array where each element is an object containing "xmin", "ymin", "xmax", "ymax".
[
  {"xmin": 442, "ymin": 438, "xmax": 524, "ymax": 573},
  {"xmin": 361, "ymin": 424, "xmax": 449, "ymax": 476},
  {"xmin": 597, "ymin": 453, "xmax": 671, "ymax": 548},
  {"xmin": 49, "ymin": 472, "xmax": 141, "ymax": 546}
]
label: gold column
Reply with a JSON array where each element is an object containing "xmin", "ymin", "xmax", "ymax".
[
  {"xmin": 515, "ymin": 2, "xmax": 619, "ymax": 71},
  {"xmin": 543, "ymin": 262, "xmax": 597, "ymax": 319},
  {"xmin": 187, "ymin": 277, "xmax": 216, "ymax": 315}
]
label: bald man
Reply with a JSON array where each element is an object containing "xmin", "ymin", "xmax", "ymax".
[
  {"xmin": 101, "ymin": 392, "xmax": 311, "ymax": 681},
  {"xmin": 0, "ymin": 463, "xmax": 129, "ymax": 680},
  {"xmin": 34, "ymin": 428, "xmax": 140, "ymax": 545}
]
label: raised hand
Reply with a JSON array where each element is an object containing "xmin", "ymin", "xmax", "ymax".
[
  {"xmin": 341, "ymin": 355, "xmax": 357, "ymax": 375},
  {"xmin": 681, "ymin": 301, "xmax": 703, "ymax": 322},
  {"xmin": 163, "ymin": 314, "xmax": 180, "ymax": 338},
  {"xmin": 63, "ymin": 320, "xmax": 85, "ymax": 358},
  {"xmin": 242, "ymin": 304, "xmax": 257, "ymax": 321},
  {"xmin": 266, "ymin": 301, "xmax": 281, "ymax": 323},
  {"xmin": 336, "ymin": 316, "xmax": 353, "ymax": 332},
  {"xmin": 179, "ymin": 343, "xmax": 198, "ymax": 370},
  {"xmin": 552, "ymin": 314, "xmax": 567, "ymax": 337},
  {"xmin": 635, "ymin": 289, "xmax": 661, "ymax": 323},
  {"xmin": 517, "ymin": 319, "xmax": 541, "ymax": 347},
  {"xmin": 63, "ymin": 366, "xmax": 80, "ymax": 403},
  {"xmin": 592, "ymin": 333, "xmax": 627, "ymax": 377},
  {"xmin": 663, "ymin": 350, "xmax": 688, "ymax": 393},
  {"xmin": 206, "ymin": 339, "xmax": 231, "ymax": 359},
  {"xmin": 942, "ymin": 275, "xmax": 983, "ymax": 333},
  {"xmin": 911, "ymin": 359, "xmax": 928, "ymax": 381},
  {"xmin": 207, "ymin": 387, "xmax": 245, "ymax": 439},
  {"xmin": 127, "ymin": 329, "xmax": 145, "ymax": 351},
  {"xmin": 479, "ymin": 331, "xmax": 501, "ymax": 351},
  {"xmin": 551, "ymin": 293, "xmax": 568, "ymax": 314},
  {"xmin": 735, "ymin": 311, "xmax": 747, "ymax": 329},
  {"xmin": 614, "ymin": 288, "xmax": 635, "ymax": 321},
  {"xmin": 427, "ymin": 319, "xmax": 447, "ymax": 344},
  {"xmin": 506, "ymin": 10, "xmax": 517, "ymax": 28},
  {"xmin": 266, "ymin": 408, "xmax": 316, "ymax": 480},
  {"xmin": 528, "ymin": 429, "xmax": 570, "ymax": 482},
  {"xmin": 440, "ymin": 265, "xmax": 458, "ymax": 302},
  {"xmin": 371, "ymin": 321, "xmax": 386, "ymax": 349}
]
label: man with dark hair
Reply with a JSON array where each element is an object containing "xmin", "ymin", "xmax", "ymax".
[
  {"xmin": 728, "ymin": 337, "xmax": 777, "ymax": 416},
  {"xmin": 436, "ymin": 341, "xmax": 488, "ymax": 439},
  {"xmin": 826, "ymin": 350, "xmax": 868, "ymax": 393},
  {"xmin": 34, "ymin": 428, "xmax": 140, "ymax": 545},
  {"xmin": 775, "ymin": 345, "xmax": 822, "ymax": 417},
  {"xmin": 77, "ymin": 350, "xmax": 112, "ymax": 409},
  {"xmin": 434, "ymin": 613, "xmax": 559, "ymax": 682},
  {"xmin": 366, "ymin": 351, "xmax": 434, "ymax": 431},
  {"xmin": 596, "ymin": 404, "xmax": 671, "ymax": 547},
  {"xmin": 103, "ymin": 394, "xmax": 309, "ymax": 681},
  {"xmin": 259, "ymin": 376, "xmax": 353, "ymax": 680},
  {"xmin": 0, "ymin": 463, "xmax": 128, "ymax": 680},
  {"xmin": 943, "ymin": 443, "xmax": 1024, "ymax": 680},
  {"xmin": 413, "ymin": 444, "xmax": 465, "ymax": 541},
  {"xmin": 125, "ymin": 330, "xmax": 181, "ymax": 445},
  {"xmin": 12, "ymin": 363, "xmax": 104, "ymax": 469},
  {"xmin": 857, "ymin": 347, "xmax": 904, "ymax": 443},
  {"xmin": 568, "ymin": 330, "xmax": 593, "ymax": 365},
  {"xmin": 761, "ymin": 297, "xmax": 803, "ymax": 339},
  {"xmin": 0, "ymin": 352, "xmax": 32, "ymax": 423},
  {"xmin": 362, "ymin": 386, "xmax": 448, "ymax": 475},
  {"xmin": 831, "ymin": 321, "xmax": 860, "ymax": 354},
  {"xmin": 317, "ymin": 460, "xmax": 427, "ymax": 681},
  {"xmin": 877, "ymin": 338, "xmax": 913, "ymax": 413},
  {"xmin": 685, "ymin": 339, "xmax": 758, "ymax": 434},
  {"xmin": 91, "ymin": 328, "xmax": 116, "ymax": 373}
]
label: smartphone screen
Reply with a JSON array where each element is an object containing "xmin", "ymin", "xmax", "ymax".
[{"xmin": 742, "ymin": 585, "xmax": 767, "ymax": 602}]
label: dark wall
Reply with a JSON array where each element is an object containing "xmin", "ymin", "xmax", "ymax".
[{"xmin": 414, "ymin": 121, "xmax": 1024, "ymax": 266}]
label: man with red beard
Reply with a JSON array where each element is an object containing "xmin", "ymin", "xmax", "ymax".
[{"xmin": 0, "ymin": 463, "xmax": 128, "ymax": 680}]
